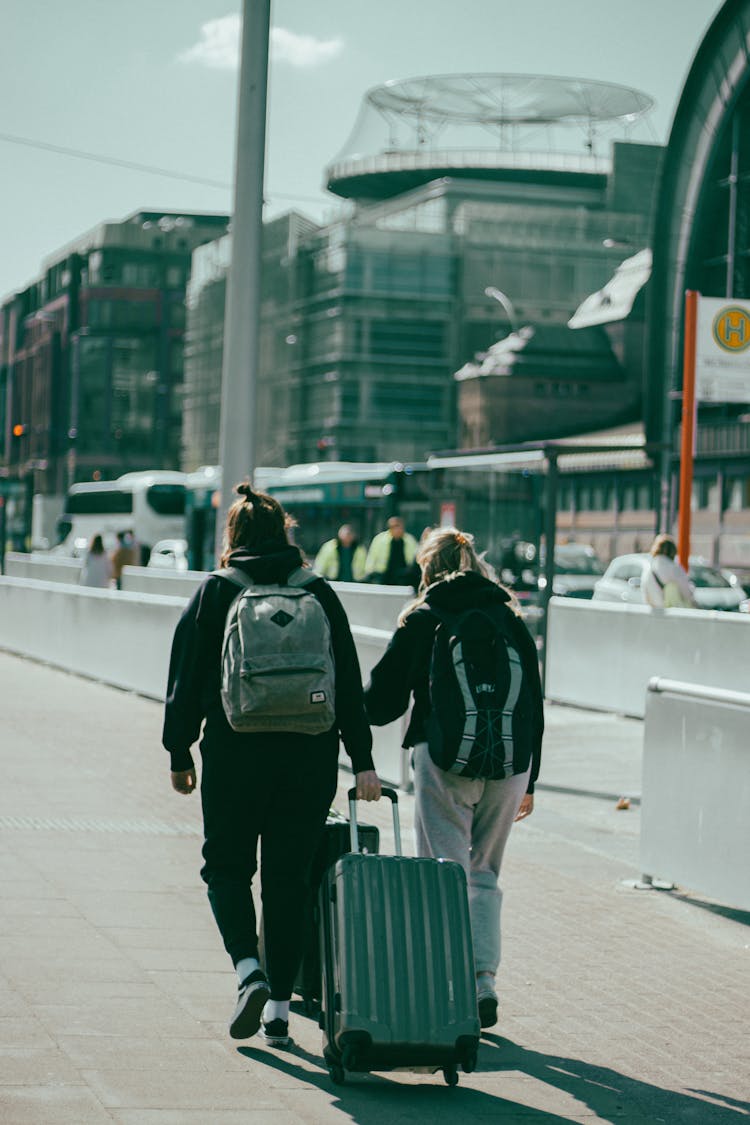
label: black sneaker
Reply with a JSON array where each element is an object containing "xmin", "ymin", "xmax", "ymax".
[
  {"xmin": 229, "ymin": 970, "xmax": 271, "ymax": 1039},
  {"xmin": 477, "ymin": 989, "xmax": 498, "ymax": 1029},
  {"xmin": 258, "ymin": 1018, "xmax": 291, "ymax": 1047}
]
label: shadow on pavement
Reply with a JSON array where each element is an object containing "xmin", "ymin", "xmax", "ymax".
[
  {"xmin": 483, "ymin": 1035, "xmax": 750, "ymax": 1123},
  {"xmin": 661, "ymin": 890, "xmax": 750, "ymax": 927},
  {"xmin": 239, "ymin": 1035, "xmax": 750, "ymax": 1122},
  {"xmin": 239, "ymin": 1040, "xmax": 577, "ymax": 1122}
]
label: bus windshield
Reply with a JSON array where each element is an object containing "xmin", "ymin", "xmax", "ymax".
[
  {"xmin": 66, "ymin": 489, "xmax": 133, "ymax": 515},
  {"xmin": 147, "ymin": 484, "xmax": 186, "ymax": 516}
]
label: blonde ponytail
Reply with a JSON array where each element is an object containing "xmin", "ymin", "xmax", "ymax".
[{"xmin": 398, "ymin": 527, "xmax": 511, "ymax": 625}]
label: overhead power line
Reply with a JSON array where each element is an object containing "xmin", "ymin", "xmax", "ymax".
[
  {"xmin": 0, "ymin": 130, "xmax": 327, "ymax": 205},
  {"xmin": 0, "ymin": 130, "xmax": 232, "ymax": 190}
]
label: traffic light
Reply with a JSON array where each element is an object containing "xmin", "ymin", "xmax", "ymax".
[{"xmin": 12, "ymin": 423, "xmax": 27, "ymax": 438}]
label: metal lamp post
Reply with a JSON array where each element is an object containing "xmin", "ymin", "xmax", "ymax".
[{"xmin": 213, "ymin": 0, "xmax": 272, "ymax": 562}]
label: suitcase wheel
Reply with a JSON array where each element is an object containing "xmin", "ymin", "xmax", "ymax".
[
  {"xmin": 443, "ymin": 1065, "xmax": 459, "ymax": 1087},
  {"xmin": 461, "ymin": 1047, "xmax": 478, "ymax": 1074},
  {"xmin": 328, "ymin": 1063, "xmax": 346, "ymax": 1086},
  {"xmin": 341, "ymin": 1045, "xmax": 358, "ymax": 1071}
]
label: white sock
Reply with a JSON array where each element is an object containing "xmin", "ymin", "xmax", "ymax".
[
  {"xmin": 264, "ymin": 999, "xmax": 290, "ymax": 1023},
  {"xmin": 236, "ymin": 957, "xmax": 260, "ymax": 986}
]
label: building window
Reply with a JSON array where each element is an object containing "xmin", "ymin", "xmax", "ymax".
[
  {"xmin": 339, "ymin": 381, "xmax": 359, "ymax": 418},
  {"xmin": 121, "ymin": 262, "xmax": 159, "ymax": 288},
  {"xmin": 591, "ymin": 482, "xmax": 613, "ymax": 510},
  {"xmin": 87, "ymin": 300, "xmax": 158, "ymax": 329},
  {"xmin": 369, "ymin": 319, "xmax": 445, "ymax": 360},
  {"xmin": 88, "ymin": 251, "xmax": 102, "ymax": 284},
  {"xmin": 371, "ymin": 381, "xmax": 443, "ymax": 420},
  {"xmin": 620, "ymin": 483, "xmax": 636, "ymax": 510},
  {"xmin": 636, "ymin": 481, "xmax": 651, "ymax": 510},
  {"xmin": 76, "ymin": 337, "xmax": 110, "ymax": 451},
  {"xmin": 577, "ymin": 484, "xmax": 592, "ymax": 510},
  {"xmin": 726, "ymin": 477, "xmax": 750, "ymax": 510},
  {"xmin": 345, "ymin": 247, "xmax": 453, "ymax": 297},
  {"xmin": 169, "ymin": 301, "xmax": 186, "ymax": 330},
  {"xmin": 558, "ymin": 482, "xmax": 573, "ymax": 510}
]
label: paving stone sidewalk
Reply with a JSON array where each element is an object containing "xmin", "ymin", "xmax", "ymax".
[{"xmin": 0, "ymin": 650, "xmax": 747, "ymax": 1124}]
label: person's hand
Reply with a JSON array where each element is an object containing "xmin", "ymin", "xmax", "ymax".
[
  {"xmin": 515, "ymin": 793, "xmax": 534, "ymax": 821},
  {"xmin": 171, "ymin": 768, "xmax": 197, "ymax": 795},
  {"xmin": 355, "ymin": 770, "xmax": 382, "ymax": 801}
]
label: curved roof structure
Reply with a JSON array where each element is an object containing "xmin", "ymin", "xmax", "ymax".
[
  {"xmin": 326, "ymin": 73, "xmax": 655, "ymax": 200},
  {"xmin": 646, "ymin": 0, "xmax": 750, "ymax": 447},
  {"xmin": 364, "ymin": 74, "xmax": 653, "ymax": 126}
]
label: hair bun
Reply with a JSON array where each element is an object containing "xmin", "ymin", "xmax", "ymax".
[{"xmin": 236, "ymin": 482, "xmax": 256, "ymax": 501}]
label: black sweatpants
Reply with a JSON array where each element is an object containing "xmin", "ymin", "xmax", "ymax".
[{"xmin": 199, "ymin": 723, "xmax": 339, "ymax": 1000}]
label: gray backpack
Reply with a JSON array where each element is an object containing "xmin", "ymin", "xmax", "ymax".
[{"xmin": 216, "ymin": 566, "xmax": 336, "ymax": 735}]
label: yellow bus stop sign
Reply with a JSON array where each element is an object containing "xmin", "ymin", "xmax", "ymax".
[{"xmin": 712, "ymin": 305, "xmax": 750, "ymax": 352}]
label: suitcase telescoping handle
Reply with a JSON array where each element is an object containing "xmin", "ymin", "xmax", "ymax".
[{"xmin": 348, "ymin": 786, "xmax": 402, "ymax": 856}]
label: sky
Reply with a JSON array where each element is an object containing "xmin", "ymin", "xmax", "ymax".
[{"xmin": 0, "ymin": 0, "xmax": 723, "ymax": 301}]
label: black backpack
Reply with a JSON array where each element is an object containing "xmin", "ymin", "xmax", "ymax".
[{"xmin": 425, "ymin": 604, "xmax": 530, "ymax": 779}]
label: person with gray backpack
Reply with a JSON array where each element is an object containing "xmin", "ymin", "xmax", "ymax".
[
  {"xmin": 163, "ymin": 482, "xmax": 380, "ymax": 1048},
  {"xmin": 364, "ymin": 527, "xmax": 543, "ymax": 1031}
]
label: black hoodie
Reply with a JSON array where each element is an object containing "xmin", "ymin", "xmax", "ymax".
[
  {"xmin": 162, "ymin": 544, "xmax": 373, "ymax": 774},
  {"xmin": 364, "ymin": 571, "xmax": 543, "ymax": 792}
]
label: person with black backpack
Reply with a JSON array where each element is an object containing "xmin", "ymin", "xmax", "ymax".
[
  {"xmin": 163, "ymin": 483, "xmax": 380, "ymax": 1048},
  {"xmin": 364, "ymin": 527, "xmax": 543, "ymax": 1031}
]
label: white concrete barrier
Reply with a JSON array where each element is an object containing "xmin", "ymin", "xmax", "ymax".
[
  {"xmin": 350, "ymin": 624, "xmax": 408, "ymax": 791},
  {"xmin": 121, "ymin": 566, "xmax": 206, "ymax": 598},
  {"xmin": 641, "ymin": 678, "xmax": 750, "ymax": 911},
  {"xmin": 119, "ymin": 568, "xmax": 414, "ymax": 631},
  {"xmin": 4, "ymin": 552, "xmax": 82, "ymax": 584},
  {"xmin": 0, "ymin": 577, "xmax": 184, "ymax": 699},
  {"xmin": 331, "ymin": 581, "xmax": 412, "ymax": 633},
  {"xmin": 0, "ymin": 576, "xmax": 408, "ymax": 787},
  {"xmin": 545, "ymin": 597, "xmax": 750, "ymax": 717}
]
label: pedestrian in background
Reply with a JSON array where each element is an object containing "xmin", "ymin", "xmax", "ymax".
[
  {"xmin": 642, "ymin": 534, "xmax": 695, "ymax": 608},
  {"xmin": 78, "ymin": 534, "xmax": 112, "ymax": 588},
  {"xmin": 364, "ymin": 527, "xmax": 543, "ymax": 1031},
  {"xmin": 163, "ymin": 482, "xmax": 380, "ymax": 1049},
  {"xmin": 364, "ymin": 516, "xmax": 418, "ymax": 585},
  {"xmin": 110, "ymin": 529, "xmax": 137, "ymax": 589},
  {"xmin": 314, "ymin": 524, "xmax": 367, "ymax": 582}
]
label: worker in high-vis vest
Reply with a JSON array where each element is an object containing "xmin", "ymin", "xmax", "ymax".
[
  {"xmin": 314, "ymin": 525, "xmax": 368, "ymax": 583},
  {"xmin": 364, "ymin": 517, "xmax": 418, "ymax": 585}
]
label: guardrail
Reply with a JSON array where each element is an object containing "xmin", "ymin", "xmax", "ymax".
[
  {"xmin": 328, "ymin": 146, "xmax": 610, "ymax": 180},
  {"xmin": 641, "ymin": 677, "xmax": 750, "ymax": 911},
  {"xmin": 545, "ymin": 597, "xmax": 750, "ymax": 717}
]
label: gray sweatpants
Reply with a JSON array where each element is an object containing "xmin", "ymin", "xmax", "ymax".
[{"xmin": 412, "ymin": 743, "xmax": 530, "ymax": 975}]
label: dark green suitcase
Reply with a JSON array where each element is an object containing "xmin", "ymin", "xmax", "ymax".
[{"xmin": 320, "ymin": 788, "xmax": 480, "ymax": 1086}]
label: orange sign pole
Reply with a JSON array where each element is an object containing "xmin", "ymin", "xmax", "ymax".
[{"xmin": 677, "ymin": 290, "xmax": 699, "ymax": 571}]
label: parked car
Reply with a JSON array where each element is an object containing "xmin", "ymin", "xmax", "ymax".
[
  {"xmin": 537, "ymin": 544, "xmax": 605, "ymax": 599},
  {"xmin": 147, "ymin": 538, "xmax": 189, "ymax": 572},
  {"xmin": 593, "ymin": 553, "xmax": 749, "ymax": 612},
  {"xmin": 721, "ymin": 567, "xmax": 750, "ymax": 598}
]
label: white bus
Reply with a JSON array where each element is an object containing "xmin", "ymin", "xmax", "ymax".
[{"xmin": 57, "ymin": 471, "xmax": 187, "ymax": 562}]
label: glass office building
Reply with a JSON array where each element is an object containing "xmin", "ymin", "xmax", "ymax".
[
  {"xmin": 0, "ymin": 210, "xmax": 228, "ymax": 503},
  {"xmin": 183, "ymin": 75, "xmax": 660, "ymax": 469}
]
